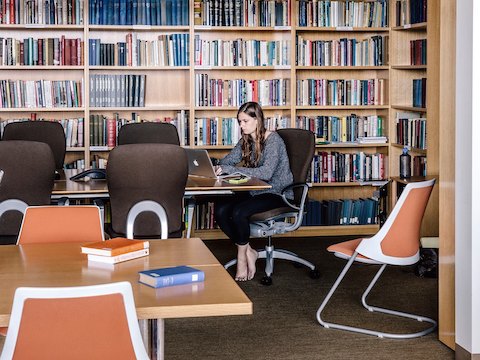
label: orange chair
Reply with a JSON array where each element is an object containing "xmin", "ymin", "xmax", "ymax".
[
  {"xmin": 0, "ymin": 282, "xmax": 149, "ymax": 360},
  {"xmin": 316, "ymin": 179, "xmax": 437, "ymax": 339},
  {"xmin": 16, "ymin": 205, "xmax": 104, "ymax": 244}
]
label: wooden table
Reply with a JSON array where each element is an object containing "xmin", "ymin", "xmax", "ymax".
[
  {"xmin": 0, "ymin": 238, "xmax": 252, "ymax": 359},
  {"xmin": 52, "ymin": 169, "xmax": 271, "ymax": 238}
]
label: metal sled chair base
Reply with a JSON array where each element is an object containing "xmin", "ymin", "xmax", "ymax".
[
  {"xmin": 224, "ymin": 245, "xmax": 319, "ymax": 285},
  {"xmin": 316, "ymin": 253, "xmax": 437, "ymax": 339}
]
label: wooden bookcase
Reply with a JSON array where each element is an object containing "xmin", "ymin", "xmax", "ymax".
[{"xmin": 0, "ymin": 0, "xmax": 440, "ymax": 240}]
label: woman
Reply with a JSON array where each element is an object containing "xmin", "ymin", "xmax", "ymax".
[{"xmin": 214, "ymin": 102, "xmax": 293, "ymax": 281}]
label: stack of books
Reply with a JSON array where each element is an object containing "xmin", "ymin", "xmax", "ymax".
[{"xmin": 81, "ymin": 238, "xmax": 149, "ymax": 264}]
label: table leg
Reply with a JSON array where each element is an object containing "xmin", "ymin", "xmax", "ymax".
[
  {"xmin": 139, "ymin": 319, "xmax": 165, "ymax": 360},
  {"xmin": 186, "ymin": 198, "xmax": 195, "ymax": 238}
]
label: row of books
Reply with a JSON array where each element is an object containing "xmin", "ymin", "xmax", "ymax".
[
  {"xmin": 301, "ymin": 197, "xmax": 379, "ymax": 226},
  {"xmin": 395, "ymin": 113, "xmax": 426, "ymax": 150},
  {"xmin": 309, "ymin": 151, "xmax": 386, "ymax": 183},
  {"xmin": 412, "ymin": 78, "xmax": 426, "ymax": 108},
  {"xmin": 195, "ymin": 0, "xmax": 291, "ymax": 27},
  {"xmin": 89, "ymin": 74, "xmax": 146, "ymax": 108},
  {"xmin": 395, "ymin": 0, "xmax": 427, "ymax": 26},
  {"xmin": 193, "ymin": 115, "xmax": 290, "ymax": 146},
  {"xmin": 89, "ymin": 33, "xmax": 189, "ymax": 67},
  {"xmin": 194, "ymin": 37, "xmax": 290, "ymax": 67},
  {"xmin": 412, "ymin": 155, "xmax": 426, "ymax": 177},
  {"xmin": 410, "ymin": 39, "xmax": 427, "ymax": 66},
  {"xmin": 296, "ymin": 78, "xmax": 386, "ymax": 106},
  {"xmin": 65, "ymin": 158, "xmax": 85, "ymax": 169},
  {"xmin": 89, "ymin": 111, "xmax": 188, "ymax": 147},
  {"xmin": 0, "ymin": 0, "xmax": 83, "ymax": 25},
  {"xmin": 296, "ymin": 35, "xmax": 388, "ymax": 67},
  {"xmin": 0, "ymin": 79, "xmax": 83, "ymax": 108},
  {"xmin": 195, "ymin": 74, "xmax": 290, "ymax": 107},
  {"xmin": 297, "ymin": 0, "xmax": 388, "ymax": 28},
  {"xmin": 0, "ymin": 117, "xmax": 85, "ymax": 147},
  {"xmin": 194, "ymin": 201, "xmax": 217, "ymax": 230},
  {"xmin": 0, "ymin": 37, "xmax": 84, "ymax": 66},
  {"xmin": 295, "ymin": 114, "xmax": 384, "ymax": 142},
  {"xmin": 88, "ymin": 0, "xmax": 189, "ymax": 26}
]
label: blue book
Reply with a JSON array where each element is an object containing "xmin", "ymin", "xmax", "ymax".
[
  {"xmin": 139, "ymin": 266, "xmax": 205, "ymax": 288},
  {"xmin": 119, "ymin": 0, "xmax": 127, "ymax": 25}
]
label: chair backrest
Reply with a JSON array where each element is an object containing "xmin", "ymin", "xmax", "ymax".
[
  {"xmin": 107, "ymin": 143, "xmax": 188, "ymax": 238},
  {"xmin": 117, "ymin": 122, "xmax": 180, "ymax": 146},
  {"xmin": 2, "ymin": 121, "xmax": 66, "ymax": 170},
  {"xmin": 356, "ymin": 179, "xmax": 436, "ymax": 265},
  {"xmin": 0, "ymin": 141, "xmax": 55, "ymax": 241},
  {"xmin": 276, "ymin": 128, "xmax": 315, "ymax": 202},
  {"xmin": 17, "ymin": 206, "xmax": 104, "ymax": 244},
  {"xmin": 0, "ymin": 282, "xmax": 149, "ymax": 360}
]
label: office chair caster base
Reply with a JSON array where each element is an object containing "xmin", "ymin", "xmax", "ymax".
[
  {"xmin": 261, "ymin": 276, "xmax": 273, "ymax": 286},
  {"xmin": 309, "ymin": 269, "xmax": 321, "ymax": 279}
]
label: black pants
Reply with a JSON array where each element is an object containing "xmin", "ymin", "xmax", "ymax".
[{"xmin": 214, "ymin": 193, "xmax": 286, "ymax": 245}]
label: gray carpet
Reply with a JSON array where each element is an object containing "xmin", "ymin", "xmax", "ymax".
[{"xmin": 164, "ymin": 237, "xmax": 454, "ymax": 360}]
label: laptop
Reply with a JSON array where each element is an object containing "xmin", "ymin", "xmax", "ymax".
[{"xmin": 184, "ymin": 148, "xmax": 249, "ymax": 182}]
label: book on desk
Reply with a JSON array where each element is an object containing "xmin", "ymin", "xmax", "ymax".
[
  {"xmin": 82, "ymin": 238, "xmax": 150, "ymax": 264},
  {"xmin": 139, "ymin": 265, "xmax": 205, "ymax": 288}
]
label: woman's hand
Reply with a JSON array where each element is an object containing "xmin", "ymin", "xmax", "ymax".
[{"xmin": 214, "ymin": 166, "xmax": 223, "ymax": 176}]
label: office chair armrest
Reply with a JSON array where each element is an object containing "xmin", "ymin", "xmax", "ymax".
[
  {"xmin": 0, "ymin": 199, "xmax": 28, "ymax": 218},
  {"xmin": 280, "ymin": 183, "xmax": 309, "ymax": 210}
]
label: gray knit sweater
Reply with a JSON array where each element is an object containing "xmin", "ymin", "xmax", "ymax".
[{"xmin": 219, "ymin": 131, "xmax": 293, "ymax": 197}]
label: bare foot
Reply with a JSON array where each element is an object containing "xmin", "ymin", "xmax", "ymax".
[
  {"xmin": 246, "ymin": 245, "xmax": 259, "ymax": 280},
  {"xmin": 235, "ymin": 245, "xmax": 248, "ymax": 281}
]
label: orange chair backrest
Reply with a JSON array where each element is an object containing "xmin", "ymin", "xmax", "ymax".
[
  {"xmin": 12, "ymin": 294, "xmax": 137, "ymax": 359},
  {"xmin": 17, "ymin": 206, "xmax": 104, "ymax": 244},
  {"xmin": 380, "ymin": 184, "xmax": 434, "ymax": 258}
]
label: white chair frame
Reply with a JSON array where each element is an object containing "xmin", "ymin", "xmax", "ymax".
[{"xmin": 126, "ymin": 200, "xmax": 168, "ymax": 240}]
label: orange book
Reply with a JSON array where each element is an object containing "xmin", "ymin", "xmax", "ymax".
[{"xmin": 81, "ymin": 237, "xmax": 149, "ymax": 257}]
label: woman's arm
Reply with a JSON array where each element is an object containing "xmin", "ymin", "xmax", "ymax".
[{"xmin": 218, "ymin": 140, "xmax": 243, "ymax": 166}]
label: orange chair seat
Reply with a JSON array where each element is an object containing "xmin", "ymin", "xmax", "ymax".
[{"xmin": 327, "ymin": 238, "xmax": 380, "ymax": 264}]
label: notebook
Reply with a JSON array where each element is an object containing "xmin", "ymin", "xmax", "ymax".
[{"xmin": 184, "ymin": 148, "xmax": 249, "ymax": 182}]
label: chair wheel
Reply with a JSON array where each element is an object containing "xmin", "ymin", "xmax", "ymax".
[
  {"xmin": 309, "ymin": 269, "xmax": 320, "ymax": 279},
  {"xmin": 261, "ymin": 276, "xmax": 273, "ymax": 286}
]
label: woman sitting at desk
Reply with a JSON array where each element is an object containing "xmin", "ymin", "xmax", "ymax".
[{"xmin": 214, "ymin": 102, "xmax": 293, "ymax": 281}]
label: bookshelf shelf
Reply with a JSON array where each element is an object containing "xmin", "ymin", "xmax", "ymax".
[
  {"xmin": 0, "ymin": 25, "xmax": 84, "ymax": 30},
  {"xmin": 194, "ymin": 26, "xmax": 291, "ymax": 32},
  {"xmin": 392, "ymin": 22, "xmax": 427, "ymax": 31},
  {"xmin": 296, "ymin": 105, "xmax": 389, "ymax": 110},
  {"xmin": 0, "ymin": 66, "xmax": 85, "ymax": 70},
  {"xmin": 90, "ymin": 106, "xmax": 189, "ymax": 111},
  {"xmin": 67, "ymin": 147, "xmax": 86, "ymax": 152},
  {"xmin": 315, "ymin": 143, "xmax": 389, "ymax": 149},
  {"xmin": 88, "ymin": 25, "xmax": 190, "ymax": 31},
  {"xmin": 295, "ymin": 27, "xmax": 389, "ymax": 33},
  {"xmin": 195, "ymin": 106, "xmax": 291, "ymax": 111},
  {"xmin": 295, "ymin": 66, "xmax": 389, "ymax": 70},
  {"xmin": 391, "ymin": 143, "xmax": 427, "ymax": 154},
  {"xmin": 391, "ymin": 105, "xmax": 427, "ymax": 112},
  {"xmin": 194, "ymin": 66, "xmax": 291, "ymax": 71},
  {"xmin": 0, "ymin": 108, "xmax": 86, "ymax": 112},
  {"xmin": 89, "ymin": 66, "xmax": 189, "ymax": 70},
  {"xmin": 391, "ymin": 65, "xmax": 427, "ymax": 70}
]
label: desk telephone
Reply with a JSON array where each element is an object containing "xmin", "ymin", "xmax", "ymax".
[{"xmin": 69, "ymin": 169, "xmax": 107, "ymax": 181}]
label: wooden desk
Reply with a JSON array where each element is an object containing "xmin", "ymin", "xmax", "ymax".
[
  {"xmin": 53, "ymin": 169, "xmax": 271, "ymax": 238},
  {"xmin": 0, "ymin": 238, "xmax": 252, "ymax": 359},
  {"xmin": 52, "ymin": 169, "xmax": 270, "ymax": 198}
]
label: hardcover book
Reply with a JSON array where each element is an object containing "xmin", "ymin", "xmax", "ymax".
[
  {"xmin": 88, "ymin": 248, "xmax": 150, "ymax": 264},
  {"xmin": 138, "ymin": 265, "xmax": 205, "ymax": 288},
  {"xmin": 81, "ymin": 237, "xmax": 149, "ymax": 256}
]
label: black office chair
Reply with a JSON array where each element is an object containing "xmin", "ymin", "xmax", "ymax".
[
  {"xmin": 107, "ymin": 143, "xmax": 188, "ymax": 239},
  {"xmin": 0, "ymin": 141, "xmax": 55, "ymax": 245},
  {"xmin": 117, "ymin": 122, "xmax": 180, "ymax": 146},
  {"xmin": 2, "ymin": 121, "xmax": 66, "ymax": 170},
  {"xmin": 225, "ymin": 128, "xmax": 319, "ymax": 285}
]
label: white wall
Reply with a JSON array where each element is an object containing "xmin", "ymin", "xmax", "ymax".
[{"xmin": 455, "ymin": 0, "xmax": 480, "ymax": 354}]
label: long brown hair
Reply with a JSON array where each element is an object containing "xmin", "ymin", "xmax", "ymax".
[{"xmin": 238, "ymin": 102, "xmax": 266, "ymax": 168}]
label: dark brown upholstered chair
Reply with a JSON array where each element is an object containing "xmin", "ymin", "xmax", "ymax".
[
  {"xmin": 117, "ymin": 122, "xmax": 180, "ymax": 146},
  {"xmin": 107, "ymin": 143, "xmax": 188, "ymax": 239},
  {"xmin": 0, "ymin": 141, "xmax": 55, "ymax": 245},
  {"xmin": 225, "ymin": 128, "xmax": 319, "ymax": 285},
  {"xmin": 2, "ymin": 121, "xmax": 66, "ymax": 170}
]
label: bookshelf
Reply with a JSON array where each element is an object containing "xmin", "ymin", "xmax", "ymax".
[{"xmin": 0, "ymin": 0, "xmax": 440, "ymax": 240}]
